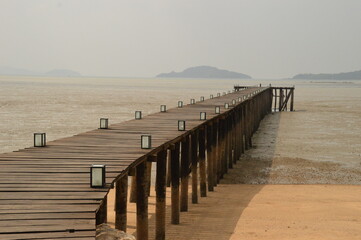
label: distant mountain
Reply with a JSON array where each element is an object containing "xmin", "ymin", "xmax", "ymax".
[
  {"xmin": 293, "ymin": 70, "xmax": 361, "ymax": 80},
  {"xmin": 0, "ymin": 66, "xmax": 81, "ymax": 77},
  {"xmin": 156, "ymin": 66, "xmax": 252, "ymax": 79},
  {"xmin": 0, "ymin": 66, "xmax": 38, "ymax": 76},
  {"xmin": 45, "ymin": 69, "xmax": 81, "ymax": 77}
]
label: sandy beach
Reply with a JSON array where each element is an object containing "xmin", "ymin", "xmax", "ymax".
[{"xmin": 104, "ymin": 82, "xmax": 361, "ymax": 239}]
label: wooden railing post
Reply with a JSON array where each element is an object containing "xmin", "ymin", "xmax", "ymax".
[
  {"xmin": 155, "ymin": 150, "xmax": 167, "ymax": 240},
  {"xmin": 115, "ymin": 174, "xmax": 128, "ymax": 232}
]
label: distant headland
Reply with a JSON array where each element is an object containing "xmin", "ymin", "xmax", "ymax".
[
  {"xmin": 0, "ymin": 66, "xmax": 81, "ymax": 77},
  {"xmin": 156, "ymin": 66, "xmax": 252, "ymax": 79},
  {"xmin": 293, "ymin": 69, "xmax": 361, "ymax": 80}
]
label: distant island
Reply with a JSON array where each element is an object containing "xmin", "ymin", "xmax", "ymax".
[
  {"xmin": 156, "ymin": 66, "xmax": 252, "ymax": 79},
  {"xmin": 0, "ymin": 66, "xmax": 81, "ymax": 77},
  {"xmin": 293, "ymin": 69, "xmax": 361, "ymax": 80}
]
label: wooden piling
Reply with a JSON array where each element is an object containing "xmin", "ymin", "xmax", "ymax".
[
  {"xmin": 171, "ymin": 142, "xmax": 180, "ymax": 224},
  {"xmin": 155, "ymin": 150, "xmax": 167, "ymax": 240},
  {"xmin": 191, "ymin": 132, "xmax": 198, "ymax": 204},
  {"xmin": 180, "ymin": 136, "xmax": 189, "ymax": 212},
  {"xmin": 199, "ymin": 128, "xmax": 207, "ymax": 197},
  {"xmin": 206, "ymin": 123, "xmax": 214, "ymax": 192},
  {"xmin": 115, "ymin": 175, "xmax": 128, "ymax": 232},
  {"xmin": 96, "ymin": 195, "xmax": 107, "ymax": 225},
  {"xmin": 290, "ymin": 88, "xmax": 294, "ymax": 111},
  {"xmin": 136, "ymin": 160, "xmax": 149, "ymax": 240}
]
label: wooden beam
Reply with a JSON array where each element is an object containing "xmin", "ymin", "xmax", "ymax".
[{"xmin": 206, "ymin": 124, "xmax": 214, "ymax": 192}]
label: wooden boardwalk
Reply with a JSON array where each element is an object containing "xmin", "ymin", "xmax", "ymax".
[{"xmin": 0, "ymin": 86, "xmax": 273, "ymax": 240}]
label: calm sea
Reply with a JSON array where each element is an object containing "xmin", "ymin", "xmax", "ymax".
[{"xmin": 0, "ymin": 75, "xmax": 360, "ymax": 154}]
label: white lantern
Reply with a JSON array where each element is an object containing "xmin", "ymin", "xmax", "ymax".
[
  {"xmin": 178, "ymin": 101, "xmax": 183, "ymax": 108},
  {"xmin": 190, "ymin": 99, "xmax": 195, "ymax": 104},
  {"xmin": 90, "ymin": 164, "xmax": 106, "ymax": 188},
  {"xmin": 224, "ymin": 103, "xmax": 229, "ymax": 109},
  {"xmin": 200, "ymin": 96, "xmax": 204, "ymax": 102},
  {"xmin": 215, "ymin": 106, "xmax": 221, "ymax": 114},
  {"xmin": 200, "ymin": 112, "xmax": 206, "ymax": 120},
  {"xmin": 141, "ymin": 135, "xmax": 152, "ymax": 149},
  {"xmin": 217, "ymin": 93, "xmax": 221, "ymax": 97},
  {"xmin": 135, "ymin": 111, "xmax": 142, "ymax": 120},
  {"xmin": 34, "ymin": 133, "xmax": 46, "ymax": 147},
  {"xmin": 160, "ymin": 105, "xmax": 167, "ymax": 112},
  {"xmin": 210, "ymin": 94, "xmax": 214, "ymax": 99},
  {"xmin": 178, "ymin": 120, "xmax": 186, "ymax": 131},
  {"xmin": 232, "ymin": 99, "xmax": 236, "ymax": 105},
  {"xmin": 100, "ymin": 118, "xmax": 108, "ymax": 129},
  {"xmin": 238, "ymin": 97, "xmax": 241, "ymax": 102}
]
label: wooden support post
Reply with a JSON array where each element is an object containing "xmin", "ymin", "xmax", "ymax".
[
  {"xmin": 147, "ymin": 161, "xmax": 152, "ymax": 197},
  {"xmin": 206, "ymin": 124, "xmax": 214, "ymax": 192},
  {"xmin": 136, "ymin": 161, "xmax": 149, "ymax": 240},
  {"xmin": 191, "ymin": 132, "xmax": 198, "ymax": 204},
  {"xmin": 115, "ymin": 175, "xmax": 128, "ymax": 232},
  {"xmin": 166, "ymin": 149, "xmax": 171, "ymax": 187},
  {"xmin": 180, "ymin": 136, "xmax": 189, "ymax": 212},
  {"xmin": 227, "ymin": 116, "xmax": 233, "ymax": 169},
  {"xmin": 155, "ymin": 150, "xmax": 167, "ymax": 240},
  {"xmin": 199, "ymin": 128, "xmax": 207, "ymax": 197},
  {"xmin": 279, "ymin": 88, "xmax": 283, "ymax": 111},
  {"xmin": 96, "ymin": 195, "xmax": 108, "ymax": 225},
  {"xmin": 171, "ymin": 142, "xmax": 180, "ymax": 224},
  {"xmin": 129, "ymin": 175, "xmax": 137, "ymax": 203},
  {"xmin": 290, "ymin": 88, "xmax": 294, "ymax": 111},
  {"xmin": 212, "ymin": 120, "xmax": 218, "ymax": 187}
]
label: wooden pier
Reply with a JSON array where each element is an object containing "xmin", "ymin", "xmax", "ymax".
[{"xmin": 0, "ymin": 86, "xmax": 275, "ymax": 240}]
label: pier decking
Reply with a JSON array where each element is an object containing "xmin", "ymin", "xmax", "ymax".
[{"xmin": 0, "ymin": 86, "xmax": 273, "ymax": 240}]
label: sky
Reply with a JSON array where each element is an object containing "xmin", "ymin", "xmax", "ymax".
[{"xmin": 0, "ymin": 0, "xmax": 361, "ymax": 79}]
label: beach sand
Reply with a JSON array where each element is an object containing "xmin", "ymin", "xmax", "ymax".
[{"xmin": 106, "ymin": 83, "xmax": 361, "ymax": 239}]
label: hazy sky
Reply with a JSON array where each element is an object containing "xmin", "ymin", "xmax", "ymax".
[{"xmin": 1, "ymin": 0, "xmax": 361, "ymax": 78}]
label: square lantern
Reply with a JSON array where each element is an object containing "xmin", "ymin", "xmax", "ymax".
[
  {"xmin": 224, "ymin": 103, "xmax": 229, "ymax": 109},
  {"xmin": 210, "ymin": 94, "xmax": 213, "ymax": 99},
  {"xmin": 243, "ymin": 96, "xmax": 246, "ymax": 100},
  {"xmin": 160, "ymin": 105, "xmax": 167, "ymax": 112},
  {"xmin": 238, "ymin": 97, "xmax": 241, "ymax": 102},
  {"xmin": 200, "ymin": 112, "xmax": 206, "ymax": 120},
  {"xmin": 99, "ymin": 118, "xmax": 108, "ymax": 129},
  {"xmin": 34, "ymin": 133, "xmax": 46, "ymax": 147},
  {"xmin": 141, "ymin": 134, "xmax": 152, "ymax": 149},
  {"xmin": 190, "ymin": 99, "xmax": 195, "ymax": 104},
  {"xmin": 217, "ymin": 93, "xmax": 221, "ymax": 97},
  {"xmin": 215, "ymin": 106, "xmax": 221, "ymax": 114},
  {"xmin": 178, "ymin": 101, "xmax": 183, "ymax": 108},
  {"xmin": 178, "ymin": 120, "xmax": 186, "ymax": 131},
  {"xmin": 90, "ymin": 164, "xmax": 106, "ymax": 188},
  {"xmin": 232, "ymin": 99, "xmax": 236, "ymax": 105},
  {"xmin": 135, "ymin": 111, "xmax": 142, "ymax": 120},
  {"xmin": 200, "ymin": 96, "xmax": 204, "ymax": 102}
]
